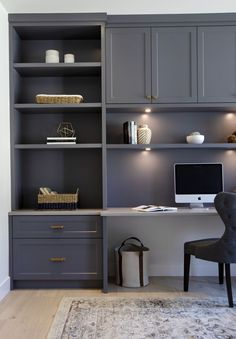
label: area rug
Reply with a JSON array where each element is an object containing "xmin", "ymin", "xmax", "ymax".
[{"xmin": 47, "ymin": 296, "xmax": 236, "ymax": 339}]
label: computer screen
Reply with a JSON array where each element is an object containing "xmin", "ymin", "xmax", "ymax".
[{"xmin": 174, "ymin": 163, "xmax": 223, "ymax": 207}]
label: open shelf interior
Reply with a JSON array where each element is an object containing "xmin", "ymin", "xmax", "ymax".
[
  {"xmin": 14, "ymin": 149, "xmax": 103, "ymax": 209},
  {"xmin": 14, "ymin": 72, "xmax": 101, "ymax": 103},
  {"xmin": 106, "ymin": 149, "xmax": 236, "ymax": 207},
  {"xmin": 13, "ymin": 25, "xmax": 101, "ymax": 63},
  {"xmin": 106, "ymin": 111, "xmax": 236, "ymax": 144},
  {"xmin": 14, "ymin": 111, "xmax": 102, "ymax": 144}
]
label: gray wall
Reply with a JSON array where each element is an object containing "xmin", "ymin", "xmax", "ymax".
[{"xmin": 108, "ymin": 214, "xmax": 236, "ymax": 276}]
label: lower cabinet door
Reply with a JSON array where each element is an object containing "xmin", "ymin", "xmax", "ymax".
[{"xmin": 13, "ymin": 239, "xmax": 102, "ymax": 280}]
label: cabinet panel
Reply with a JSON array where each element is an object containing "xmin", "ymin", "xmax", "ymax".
[
  {"xmin": 106, "ymin": 27, "xmax": 151, "ymax": 103},
  {"xmin": 13, "ymin": 239, "xmax": 102, "ymax": 280},
  {"xmin": 152, "ymin": 27, "xmax": 197, "ymax": 103},
  {"xmin": 106, "ymin": 26, "xmax": 197, "ymax": 104},
  {"xmin": 12, "ymin": 216, "xmax": 102, "ymax": 238},
  {"xmin": 198, "ymin": 26, "xmax": 236, "ymax": 102}
]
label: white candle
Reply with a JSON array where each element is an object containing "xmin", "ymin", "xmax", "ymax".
[
  {"xmin": 64, "ymin": 54, "xmax": 75, "ymax": 63},
  {"xmin": 45, "ymin": 50, "xmax": 59, "ymax": 63}
]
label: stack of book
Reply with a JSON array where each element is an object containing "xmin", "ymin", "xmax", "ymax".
[
  {"xmin": 123, "ymin": 121, "xmax": 137, "ymax": 144},
  {"xmin": 46, "ymin": 137, "xmax": 76, "ymax": 144},
  {"xmin": 39, "ymin": 187, "xmax": 57, "ymax": 195}
]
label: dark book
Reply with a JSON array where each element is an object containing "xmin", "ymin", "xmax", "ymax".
[
  {"xmin": 123, "ymin": 121, "xmax": 130, "ymax": 143},
  {"xmin": 123, "ymin": 121, "xmax": 137, "ymax": 144}
]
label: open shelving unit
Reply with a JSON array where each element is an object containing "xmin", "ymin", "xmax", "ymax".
[
  {"xmin": 10, "ymin": 14, "xmax": 106, "ymax": 211},
  {"xmin": 8, "ymin": 13, "xmax": 107, "ymax": 290}
]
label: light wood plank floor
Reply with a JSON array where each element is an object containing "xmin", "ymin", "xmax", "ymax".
[{"xmin": 0, "ymin": 277, "xmax": 235, "ymax": 339}]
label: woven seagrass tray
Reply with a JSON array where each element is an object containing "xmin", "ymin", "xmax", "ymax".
[
  {"xmin": 36, "ymin": 94, "xmax": 83, "ymax": 104},
  {"xmin": 38, "ymin": 189, "xmax": 79, "ymax": 209}
]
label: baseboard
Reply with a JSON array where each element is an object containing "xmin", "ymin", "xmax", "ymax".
[
  {"xmin": 149, "ymin": 264, "xmax": 236, "ymax": 276},
  {"xmin": 0, "ymin": 276, "xmax": 10, "ymax": 301},
  {"xmin": 110, "ymin": 262, "xmax": 236, "ymax": 277}
]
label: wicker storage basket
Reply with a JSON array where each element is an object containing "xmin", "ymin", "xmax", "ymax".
[
  {"xmin": 36, "ymin": 94, "xmax": 83, "ymax": 104},
  {"xmin": 38, "ymin": 189, "xmax": 79, "ymax": 209}
]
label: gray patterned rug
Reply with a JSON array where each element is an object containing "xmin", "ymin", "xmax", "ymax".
[{"xmin": 47, "ymin": 296, "xmax": 236, "ymax": 339}]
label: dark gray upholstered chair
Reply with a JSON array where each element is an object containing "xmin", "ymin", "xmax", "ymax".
[{"xmin": 184, "ymin": 192, "xmax": 236, "ymax": 307}]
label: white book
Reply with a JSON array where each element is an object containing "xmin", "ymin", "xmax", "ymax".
[
  {"xmin": 47, "ymin": 136, "xmax": 76, "ymax": 140},
  {"xmin": 47, "ymin": 141, "xmax": 76, "ymax": 144},
  {"xmin": 132, "ymin": 205, "xmax": 178, "ymax": 212},
  {"xmin": 39, "ymin": 187, "xmax": 52, "ymax": 195},
  {"xmin": 130, "ymin": 121, "xmax": 137, "ymax": 144}
]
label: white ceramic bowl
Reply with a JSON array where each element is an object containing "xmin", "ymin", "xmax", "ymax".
[{"xmin": 186, "ymin": 134, "xmax": 204, "ymax": 144}]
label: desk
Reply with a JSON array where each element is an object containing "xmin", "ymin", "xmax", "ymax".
[{"xmin": 101, "ymin": 207, "xmax": 218, "ymax": 292}]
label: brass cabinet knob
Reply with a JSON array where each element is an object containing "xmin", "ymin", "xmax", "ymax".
[
  {"xmin": 50, "ymin": 225, "xmax": 64, "ymax": 230},
  {"xmin": 146, "ymin": 95, "xmax": 152, "ymax": 100},
  {"xmin": 152, "ymin": 95, "xmax": 158, "ymax": 100},
  {"xmin": 50, "ymin": 257, "xmax": 66, "ymax": 262}
]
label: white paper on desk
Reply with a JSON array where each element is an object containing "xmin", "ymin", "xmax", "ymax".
[{"xmin": 132, "ymin": 205, "xmax": 177, "ymax": 212}]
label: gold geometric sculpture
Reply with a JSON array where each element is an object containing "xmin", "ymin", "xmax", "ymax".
[{"xmin": 57, "ymin": 122, "xmax": 75, "ymax": 137}]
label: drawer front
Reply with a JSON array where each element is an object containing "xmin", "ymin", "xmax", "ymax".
[
  {"xmin": 12, "ymin": 216, "xmax": 102, "ymax": 238},
  {"xmin": 13, "ymin": 239, "xmax": 102, "ymax": 280}
]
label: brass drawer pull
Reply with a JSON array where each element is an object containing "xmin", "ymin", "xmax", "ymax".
[
  {"xmin": 50, "ymin": 225, "xmax": 64, "ymax": 230},
  {"xmin": 50, "ymin": 257, "xmax": 66, "ymax": 262}
]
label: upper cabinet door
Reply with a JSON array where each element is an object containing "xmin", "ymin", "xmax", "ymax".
[
  {"xmin": 151, "ymin": 27, "xmax": 197, "ymax": 103},
  {"xmin": 198, "ymin": 26, "xmax": 236, "ymax": 102},
  {"xmin": 106, "ymin": 27, "xmax": 151, "ymax": 103}
]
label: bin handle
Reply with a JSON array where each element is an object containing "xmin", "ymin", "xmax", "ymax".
[{"xmin": 120, "ymin": 237, "xmax": 144, "ymax": 248}]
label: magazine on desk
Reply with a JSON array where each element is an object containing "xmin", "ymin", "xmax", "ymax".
[{"xmin": 132, "ymin": 205, "xmax": 178, "ymax": 212}]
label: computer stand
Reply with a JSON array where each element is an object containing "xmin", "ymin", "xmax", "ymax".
[{"xmin": 189, "ymin": 203, "xmax": 205, "ymax": 209}]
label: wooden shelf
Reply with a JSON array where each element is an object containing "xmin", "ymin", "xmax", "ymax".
[
  {"xmin": 14, "ymin": 62, "xmax": 101, "ymax": 76},
  {"xmin": 14, "ymin": 103, "xmax": 102, "ymax": 113},
  {"xmin": 106, "ymin": 103, "xmax": 236, "ymax": 113},
  {"xmin": 106, "ymin": 143, "xmax": 236, "ymax": 150},
  {"xmin": 15, "ymin": 143, "xmax": 102, "ymax": 149},
  {"xmin": 9, "ymin": 209, "xmax": 102, "ymax": 216}
]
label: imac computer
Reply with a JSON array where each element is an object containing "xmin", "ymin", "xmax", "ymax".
[{"xmin": 174, "ymin": 163, "xmax": 224, "ymax": 208}]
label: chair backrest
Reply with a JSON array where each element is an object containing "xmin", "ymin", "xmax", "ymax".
[{"xmin": 214, "ymin": 191, "xmax": 236, "ymax": 262}]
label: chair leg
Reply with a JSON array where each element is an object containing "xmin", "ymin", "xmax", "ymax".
[
  {"xmin": 218, "ymin": 263, "xmax": 224, "ymax": 284},
  {"xmin": 184, "ymin": 253, "xmax": 191, "ymax": 292},
  {"xmin": 225, "ymin": 263, "xmax": 233, "ymax": 308}
]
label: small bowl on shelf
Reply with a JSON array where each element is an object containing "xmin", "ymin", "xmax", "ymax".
[{"xmin": 186, "ymin": 134, "xmax": 205, "ymax": 144}]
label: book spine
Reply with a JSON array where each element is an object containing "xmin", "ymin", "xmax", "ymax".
[
  {"xmin": 47, "ymin": 137, "xmax": 76, "ymax": 140},
  {"xmin": 131, "ymin": 121, "xmax": 137, "ymax": 144},
  {"xmin": 128, "ymin": 122, "xmax": 132, "ymax": 144},
  {"xmin": 123, "ymin": 121, "xmax": 137, "ymax": 144},
  {"xmin": 46, "ymin": 142, "xmax": 76, "ymax": 144},
  {"xmin": 123, "ymin": 121, "xmax": 129, "ymax": 144}
]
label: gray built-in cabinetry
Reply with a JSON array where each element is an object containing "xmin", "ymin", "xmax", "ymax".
[
  {"xmin": 106, "ymin": 21, "xmax": 236, "ymax": 104},
  {"xmin": 8, "ymin": 13, "xmax": 236, "ymax": 289},
  {"xmin": 9, "ymin": 13, "xmax": 106, "ymax": 210},
  {"xmin": 198, "ymin": 26, "xmax": 236, "ymax": 102},
  {"xmin": 9, "ymin": 13, "xmax": 106, "ymax": 289},
  {"xmin": 9, "ymin": 214, "xmax": 102, "ymax": 289},
  {"xmin": 105, "ymin": 15, "xmax": 236, "ymax": 208},
  {"xmin": 106, "ymin": 27, "xmax": 197, "ymax": 103}
]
